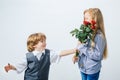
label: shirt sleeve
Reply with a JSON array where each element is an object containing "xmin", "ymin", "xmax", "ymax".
[
  {"xmin": 13, "ymin": 55, "xmax": 27, "ymax": 73},
  {"xmin": 50, "ymin": 50, "xmax": 61, "ymax": 63},
  {"xmin": 78, "ymin": 34, "xmax": 106, "ymax": 61}
]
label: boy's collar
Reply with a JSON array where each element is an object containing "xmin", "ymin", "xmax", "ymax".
[{"xmin": 32, "ymin": 50, "xmax": 45, "ymax": 56}]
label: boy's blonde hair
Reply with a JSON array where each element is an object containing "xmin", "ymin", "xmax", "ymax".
[
  {"xmin": 84, "ymin": 8, "xmax": 108, "ymax": 59},
  {"xmin": 27, "ymin": 32, "xmax": 46, "ymax": 52}
]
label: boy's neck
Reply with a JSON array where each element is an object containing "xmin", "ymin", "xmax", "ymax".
[{"xmin": 34, "ymin": 49, "xmax": 45, "ymax": 53}]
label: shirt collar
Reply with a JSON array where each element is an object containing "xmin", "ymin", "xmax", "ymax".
[{"xmin": 32, "ymin": 50, "xmax": 45, "ymax": 56}]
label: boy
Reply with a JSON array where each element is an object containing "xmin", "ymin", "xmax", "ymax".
[{"xmin": 4, "ymin": 32, "xmax": 77, "ymax": 80}]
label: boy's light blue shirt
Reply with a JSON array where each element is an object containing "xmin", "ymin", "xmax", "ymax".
[{"xmin": 77, "ymin": 30, "xmax": 106, "ymax": 74}]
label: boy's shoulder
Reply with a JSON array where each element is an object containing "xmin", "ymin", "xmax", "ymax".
[
  {"xmin": 45, "ymin": 49, "xmax": 50, "ymax": 51},
  {"xmin": 25, "ymin": 52, "xmax": 34, "ymax": 58},
  {"xmin": 45, "ymin": 49, "xmax": 50, "ymax": 54}
]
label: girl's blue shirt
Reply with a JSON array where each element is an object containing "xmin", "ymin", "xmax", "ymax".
[{"xmin": 77, "ymin": 30, "xmax": 106, "ymax": 74}]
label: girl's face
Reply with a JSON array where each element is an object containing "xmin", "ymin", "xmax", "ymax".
[
  {"xmin": 84, "ymin": 12, "xmax": 92, "ymax": 22},
  {"xmin": 34, "ymin": 40, "xmax": 46, "ymax": 51}
]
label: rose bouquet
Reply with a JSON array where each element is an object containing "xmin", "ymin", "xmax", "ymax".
[{"xmin": 70, "ymin": 20, "xmax": 96, "ymax": 56}]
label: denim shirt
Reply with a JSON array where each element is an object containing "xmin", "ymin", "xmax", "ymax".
[{"xmin": 77, "ymin": 30, "xmax": 106, "ymax": 74}]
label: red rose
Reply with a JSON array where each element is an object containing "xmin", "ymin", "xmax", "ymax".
[
  {"xmin": 91, "ymin": 26, "xmax": 96, "ymax": 29},
  {"xmin": 83, "ymin": 21, "xmax": 90, "ymax": 25},
  {"xmin": 91, "ymin": 20, "xmax": 96, "ymax": 26}
]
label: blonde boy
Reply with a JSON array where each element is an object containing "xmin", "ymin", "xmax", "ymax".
[{"xmin": 4, "ymin": 32, "xmax": 77, "ymax": 80}]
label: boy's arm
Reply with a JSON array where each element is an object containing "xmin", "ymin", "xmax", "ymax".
[
  {"xmin": 59, "ymin": 48, "xmax": 77, "ymax": 57},
  {"xmin": 4, "ymin": 63, "xmax": 16, "ymax": 72}
]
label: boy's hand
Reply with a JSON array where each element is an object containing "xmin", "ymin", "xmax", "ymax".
[
  {"xmin": 72, "ymin": 56, "xmax": 79, "ymax": 64},
  {"xmin": 4, "ymin": 63, "xmax": 12, "ymax": 72}
]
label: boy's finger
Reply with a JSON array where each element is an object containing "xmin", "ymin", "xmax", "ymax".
[
  {"xmin": 8, "ymin": 63, "xmax": 10, "ymax": 66},
  {"xmin": 4, "ymin": 66, "xmax": 8, "ymax": 72}
]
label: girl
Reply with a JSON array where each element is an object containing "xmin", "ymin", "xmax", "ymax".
[{"xmin": 73, "ymin": 8, "xmax": 108, "ymax": 80}]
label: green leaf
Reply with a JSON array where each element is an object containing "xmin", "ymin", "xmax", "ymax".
[
  {"xmin": 70, "ymin": 28, "xmax": 78, "ymax": 34},
  {"xmin": 75, "ymin": 51, "xmax": 79, "ymax": 57},
  {"xmin": 85, "ymin": 27, "xmax": 91, "ymax": 32},
  {"xmin": 79, "ymin": 32, "xmax": 87, "ymax": 38},
  {"xmin": 80, "ymin": 24, "xmax": 84, "ymax": 30},
  {"xmin": 88, "ymin": 33, "xmax": 92, "ymax": 39}
]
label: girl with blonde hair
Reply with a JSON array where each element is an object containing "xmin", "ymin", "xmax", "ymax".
[{"xmin": 73, "ymin": 8, "xmax": 108, "ymax": 80}]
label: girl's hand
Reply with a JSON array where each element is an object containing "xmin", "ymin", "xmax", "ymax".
[
  {"xmin": 78, "ymin": 41, "xmax": 82, "ymax": 45},
  {"xmin": 91, "ymin": 40, "xmax": 95, "ymax": 48},
  {"xmin": 72, "ymin": 55, "xmax": 79, "ymax": 64}
]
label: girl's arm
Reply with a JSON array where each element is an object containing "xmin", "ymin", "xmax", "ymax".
[{"xmin": 4, "ymin": 63, "xmax": 16, "ymax": 72}]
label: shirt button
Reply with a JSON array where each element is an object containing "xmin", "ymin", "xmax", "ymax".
[{"xmin": 80, "ymin": 64, "xmax": 84, "ymax": 67}]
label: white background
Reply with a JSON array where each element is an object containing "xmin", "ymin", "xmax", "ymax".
[{"xmin": 0, "ymin": 0, "xmax": 120, "ymax": 80}]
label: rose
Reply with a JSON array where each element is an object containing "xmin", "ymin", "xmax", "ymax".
[
  {"xmin": 70, "ymin": 20, "xmax": 96, "ymax": 43},
  {"xmin": 83, "ymin": 21, "xmax": 91, "ymax": 25},
  {"xmin": 70, "ymin": 20, "xmax": 96, "ymax": 56},
  {"xmin": 91, "ymin": 20, "xmax": 96, "ymax": 29}
]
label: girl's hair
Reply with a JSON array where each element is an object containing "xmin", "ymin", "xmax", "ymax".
[
  {"xmin": 84, "ymin": 8, "xmax": 108, "ymax": 59},
  {"xmin": 27, "ymin": 32, "xmax": 46, "ymax": 52}
]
